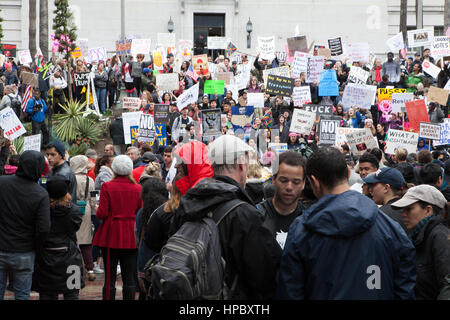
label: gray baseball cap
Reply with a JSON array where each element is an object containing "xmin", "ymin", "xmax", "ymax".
[
  {"xmin": 208, "ymin": 135, "xmax": 254, "ymax": 165},
  {"xmin": 391, "ymin": 184, "xmax": 447, "ymax": 209}
]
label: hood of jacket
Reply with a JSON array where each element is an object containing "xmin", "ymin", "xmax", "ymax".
[
  {"xmin": 16, "ymin": 150, "xmax": 45, "ymax": 182},
  {"xmin": 302, "ymin": 190, "xmax": 378, "ymax": 238},
  {"xmin": 70, "ymin": 155, "xmax": 89, "ymax": 175},
  {"xmin": 179, "ymin": 175, "xmax": 253, "ymax": 221},
  {"xmin": 99, "ymin": 165, "xmax": 113, "ymax": 177},
  {"xmin": 174, "ymin": 141, "xmax": 214, "ymax": 195}
]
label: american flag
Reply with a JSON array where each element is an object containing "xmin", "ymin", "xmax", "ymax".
[
  {"xmin": 21, "ymin": 85, "xmax": 32, "ymax": 112},
  {"xmin": 186, "ymin": 64, "xmax": 199, "ymax": 82}
]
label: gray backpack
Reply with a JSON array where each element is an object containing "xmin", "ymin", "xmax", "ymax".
[{"xmin": 145, "ymin": 199, "xmax": 245, "ymax": 300}]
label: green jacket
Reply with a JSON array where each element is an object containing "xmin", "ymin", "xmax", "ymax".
[{"xmin": 406, "ymin": 72, "xmax": 424, "ymax": 93}]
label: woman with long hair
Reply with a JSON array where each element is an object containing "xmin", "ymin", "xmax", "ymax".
[
  {"xmin": 92, "ymin": 155, "xmax": 142, "ymax": 300},
  {"xmin": 94, "ymin": 62, "xmax": 109, "ymax": 113},
  {"xmin": 109, "ymin": 55, "xmax": 121, "ymax": 107},
  {"xmin": 33, "ymin": 176, "xmax": 83, "ymax": 300}
]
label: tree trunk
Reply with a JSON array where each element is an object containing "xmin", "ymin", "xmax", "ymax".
[
  {"xmin": 39, "ymin": 0, "xmax": 49, "ymax": 60},
  {"xmin": 400, "ymin": 0, "xmax": 408, "ymax": 43},
  {"xmin": 68, "ymin": 57, "xmax": 73, "ymax": 101},
  {"xmin": 445, "ymin": 0, "xmax": 450, "ymax": 33},
  {"xmin": 29, "ymin": 0, "xmax": 37, "ymax": 57}
]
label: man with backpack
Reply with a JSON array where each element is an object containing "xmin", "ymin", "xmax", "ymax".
[
  {"xmin": 147, "ymin": 136, "xmax": 281, "ymax": 300},
  {"xmin": 25, "ymin": 87, "xmax": 49, "ymax": 146}
]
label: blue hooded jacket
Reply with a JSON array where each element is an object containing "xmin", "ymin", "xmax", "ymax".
[{"xmin": 277, "ymin": 190, "xmax": 416, "ymax": 300}]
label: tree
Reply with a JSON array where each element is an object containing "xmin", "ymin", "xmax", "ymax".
[
  {"xmin": 29, "ymin": 0, "xmax": 37, "ymax": 57},
  {"xmin": 0, "ymin": 8, "xmax": 4, "ymax": 51},
  {"xmin": 39, "ymin": 0, "xmax": 49, "ymax": 60},
  {"xmin": 400, "ymin": 0, "xmax": 408, "ymax": 43},
  {"xmin": 53, "ymin": 0, "xmax": 77, "ymax": 100},
  {"xmin": 445, "ymin": 0, "xmax": 450, "ymax": 33}
]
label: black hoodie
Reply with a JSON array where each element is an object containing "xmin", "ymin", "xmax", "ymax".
[{"xmin": 0, "ymin": 151, "xmax": 51, "ymax": 252}]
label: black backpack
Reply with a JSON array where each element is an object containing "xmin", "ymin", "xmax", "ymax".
[
  {"xmin": 7, "ymin": 95, "xmax": 22, "ymax": 118},
  {"xmin": 144, "ymin": 199, "xmax": 245, "ymax": 300}
]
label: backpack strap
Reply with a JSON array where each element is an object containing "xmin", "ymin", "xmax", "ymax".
[
  {"xmin": 84, "ymin": 176, "xmax": 90, "ymax": 200},
  {"xmin": 209, "ymin": 199, "xmax": 247, "ymax": 226}
]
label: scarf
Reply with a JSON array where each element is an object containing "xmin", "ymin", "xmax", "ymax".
[{"xmin": 409, "ymin": 214, "xmax": 435, "ymax": 242}]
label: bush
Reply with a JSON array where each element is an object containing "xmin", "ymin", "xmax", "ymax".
[
  {"xmin": 53, "ymin": 99, "xmax": 87, "ymax": 143},
  {"xmin": 76, "ymin": 117, "xmax": 101, "ymax": 145}
]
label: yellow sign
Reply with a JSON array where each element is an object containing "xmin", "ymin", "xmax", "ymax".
[
  {"xmin": 378, "ymin": 88, "xmax": 406, "ymax": 102},
  {"xmin": 71, "ymin": 47, "xmax": 82, "ymax": 59}
]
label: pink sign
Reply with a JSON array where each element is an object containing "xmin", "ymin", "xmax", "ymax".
[
  {"xmin": 446, "ymin": 27, "xmax": 450, "ymax": 38},
  {"xmin": 285, "ymin": 44, "xmax": 294, "ymax": 63}
]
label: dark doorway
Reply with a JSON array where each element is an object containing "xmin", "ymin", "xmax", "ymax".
[{"xmin": 193, "ymin": 13, "xmax": 225, "ymax": 59}]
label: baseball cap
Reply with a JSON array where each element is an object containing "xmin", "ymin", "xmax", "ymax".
[
  {"xmin": 142, "ymin": 152, "xmax": 157, "ymax": 163},
  {"xmin": 208, "ymin": 135, "xmax": 254, "ymax": 165},
  {"xmin": 414, "ymin": 52, "xmax": 421, "ymax": 57},
  {"xmin": 391, "ymin": 184, "xmax": 447, "ymax": 209},
  {"xmin": 362, "ymin": 167, "xmax": 405, "ymax": 189}
]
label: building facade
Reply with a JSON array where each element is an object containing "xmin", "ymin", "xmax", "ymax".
[{"xmin": 0, "ymin": 0, "xmax": 447, "ymax": 58}]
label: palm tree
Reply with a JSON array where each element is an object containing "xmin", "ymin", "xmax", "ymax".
[
  {"xmin": 39, "ymin": 0, "xmax": 49, "ymax": 60},
  {"xmin": 400, "ymin": 0, "xmax": 408, "ymax": 43},
  {"xmin": 29, "ymin": 0, "xmax": 37, "ymax": 56},
  {"xmin": 445, "ymin": 0, "xmax": 450, "ymax": 33}
]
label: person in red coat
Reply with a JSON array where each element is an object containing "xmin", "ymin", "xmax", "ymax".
[{"xmin": 92, "ymin": 155, "xmax": 142, "ymax": 300}]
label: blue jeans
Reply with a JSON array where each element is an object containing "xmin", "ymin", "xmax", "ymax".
[
  {"xmin": 96, "ymin": 87, "xmax": 107, "ymax": 113},
  {"xmin": 0, "ymin": 251, "xmax": 35, "ymax": 300}
]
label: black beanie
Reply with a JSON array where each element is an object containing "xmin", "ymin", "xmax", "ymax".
[
  {"xmin": 46, "ymin": 176, "xmax": 69, "ymax": 199},
  {"xmin": 47, "ymin": 140, "xmax": 66, "ymax": 158}
]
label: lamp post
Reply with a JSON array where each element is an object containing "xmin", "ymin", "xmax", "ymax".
[
  {"xmin": 246, "ymin": 17, "xmax": 253, "ymax": 49},
  {"xmin": 168, "ymin": 17, "xmax": 174, "ymax": 33}
]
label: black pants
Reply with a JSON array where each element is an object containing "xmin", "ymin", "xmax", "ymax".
[
  {"xmin": 32, "ymin": 121, "xmax": 49, "ymax": 146},
  {"xmin": 39, "ymin": 290, "xmax": 79, "ymax": 300},
  {"xmin": 53, "ymin": 89, "xmax": 66, "ymax": 114},
  {"xmin": 101, "ymin": 248, "xmax": 137, "ymax": 300},
  {"xmin": 133, "ymin": 77, "xmax": 142, "ymax": 97}
]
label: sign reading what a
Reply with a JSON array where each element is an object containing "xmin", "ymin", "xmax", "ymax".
[{"xmin": 385, "ymin": 129, "xmax": 419, "ymax": 155}]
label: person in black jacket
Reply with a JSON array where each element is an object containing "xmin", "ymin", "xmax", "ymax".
[
  {"xmin": 0, "ymin": 151, "xmax": 51, "ymax": 300},
  {"xmin": 420, "ymin": 163, "xmax": 450, "ymax": 201},
  {"xmin": 392, "ymin": 185, "xmax": 450, "ymax": 300},
  {"xmin": 256, "ymin": 151, "xmax": 305, "ymax": 249},
  {"xmin": 33, "ymin": 176, "xmax": 84, "ymax": 300},
  {"xmin": 170, "ymin": 135, "xmax": 282, "ymax": 299},
  {"xmin": 109, "ymin": 112, "xmax": 126, "ymax": 155},
  {"xmin": 394, "ymin": 148, "xmax": 416, "ymax": 184}
]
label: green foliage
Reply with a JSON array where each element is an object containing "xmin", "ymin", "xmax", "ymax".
[
  {"xmin": 53, "ymin": 99, "xmax": 87, "ymax": 143},
  {"xmin": 75, "ymin": 117, "xmax": 101, "ymax": 145},
  {"xmin": 67, "ymin": 142, "xmax": 88, "ymax": 157},
  {"xmin": 12, "ymin": 136, "xmax": 24, "ymax": 154},
  {"xmin": 52, "ymin": 0, "xmax": 77, "ymax": 59},
  {"xmin": 0, "ymin": 8, "xmax": 3, "ymax": 50}
]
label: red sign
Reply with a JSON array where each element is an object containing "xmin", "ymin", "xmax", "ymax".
[
  {"xmin": 405, "ymin": 99, "xmax": 429, "ymax": 133},
  {"xmin": 0, "ymin": 44, "xmax": 17, "ymax": 57}
]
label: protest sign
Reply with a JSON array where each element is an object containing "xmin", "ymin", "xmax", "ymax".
[
  {"xmin": 88, "ymin": 47, "xmax": 107, "ymax": 63},
  {"xmin": 204, "ymin": 80, "xmax": 225, "ymax": 95},
  {"xmin": 266, "ymin": 75, "xmax": 295, "ymax": 97},
  {"xmin": 306, "ymin": 56, "xmax": 324, "ymax": 83},
  {"xmin": 71, "ymin": 47, "xmax": 81, "ymax": 59},
  {"xmin": 258, "ymin": 36, "xmax": 276, "ymax": 60},
  {"xmin": 0, "ymin": 44, "xmax": 17, "ymax": 57},
  {"xmin": 23, "ymin": 134, "xmax": 42, "ymax": 152},
  {"xmin": 216, "ymin": 72, "xmax": 233, "ymax": 85},
  {"xmin": 178, "ymin": 40, "xmax": 193, "ymax": 61},
  {"xmin": 348, "ymin": 66, "xmax": 370, "ymax": 85},
  {"xmin": 192, "ymin": 54, "xmax": 209, "ymax": 77},
  {"xmin": 344, "ymin": 42, "xmax": 369, "ymax": 63},
  {"xmin": 431, "ymin": 36, "xmax": 450, "ymax": 59},
  {"xmin": 319, "ymin": 119, "xmax": 340, "ymax": 145},
  {"xmin": 445, "ymin": 80, "xmax": 450, "ymax": 91},
  {"xmin": 422, "ymin": 61, "xmax": 441, "ymax": 79},
  {"xmin": 122, "ymin": 112, "xmax": 141, "ymax": 144},
  {"xmin": 154, "ymin": 104, "xmax": 169, "ymax": 124},
  {"xmin": 419, "ymin": 122, "xmax": 441, "ymax": 140},
  {"xmin": 131, "ymin": 39, "xmax": 151, "ymax": 56},
  {"xmin": 378, "ymin": 88, "xmax": 407, "ymax": 102},
  {"xmin": 116, "ymin": 39, "xmax": 132, "ymax": 56},
  {"xmin": 427, "ymin": 86, "xmax": 450, "ymax": 106},
  {"xmin": 138, "ymin": 113, "xmax": 155, "ymax": 144},
  {"xmin": 201, "ymin": 109, "xmax": 222, "ymax": 137},
  {"xmin": 156, "ymin": 73, "xmax": 179, "ymax": 91},
  {"xmin": 74, "ymin": 72, "xmax": 90, "ymax": 87},
  {"xmin": 405, "ymin": 99, "xmax": 429, "ymax": 133},
  {"xmin": 153, "ymin": 48, "xmax": 166, "ymax": 71},
  {"xmin": 287, "ymin": 36, "xmax": 308, "ymax": 56},
  {"xmin": 434, "ymin": 122, "xmax": 450, "ymax": 146},
  {"xmin": 263, "ymin": 66, "xmax": 291, "ymax": 88},
  {"xmin": 289, "ymin": 109, "xmax": 316, "ymax": 135},
  {"xmin": 21, "ymin": 71, "xmax": 39, "ymax": 87},
  {"xmin": 345, "ymin": 128, "xmax": 378, "ymax": 154},
  {"xmin": 335, "ymin": 127, "xmax": 362, "ymax": 148},
  {"xmin": 207, "ymin": 37, "xmax": 230, "ymax": 50},
  {"xmin": 177, "ymin": 83, "xmax": 199, "ymax": 111},
  {"xmin": 318, "ymin": 48, "xmax": 331, "ymax": 59},
  {"xmin": 225, "ymin": 84, "xmax": 239, "ymax": 102},
  {"xmin": 328, "ymin": 37, "xmax": 343, "ymax": 56},
  {"xmin": 18, "ymin": 50, "xmax": 32, "ymax": 65},
  {"xmin": 231, "ymin": 106, "xmax": 254, "ymax": 139},
  {"xmin": 79, "ymin": 38, "xmax": 89, "ymax": 57},
  {"xmin": 293, "ymin": 86, "xmax": 312, "ymax": 106},
  {"xmin": 122, "ymin": 97, "xmax": 141, "ymax": 111},
  {"xmin": 385, "ymin": 129, "xmax": 419, "ymax": 155},
  {"xmin": 318, "ymin": 69, "xmax": 339, "ymax": 97},
  {"xmin": 408, "ymin": 28, "xmax": 434, "ymax": 48},
  {"xmin": 386, "ymin": 32, "xmax": 405, "ymax": 52},
  {"xmin": 0, "ymin": 107, "xmax": 27, "ymax": 141},
  {"xmin": 391, "ymin": 92, "xmax": 414, "ymax": 113},
  {"xmin": 154, "ymin": 124, "xmax": 168, "ymax": 147},
  {"xmin": 304, "ymin": 104, "xmax": 333, "ymax": 123},
  {"xmin": 291, "ymin": 51, "xmax": 311, "ymax": 79},
  {"xmin": 268, "ymin": 143, "xmax": 288, "ymax": 154},
  {"xmin": 247, "ymin": 93, "xmax": 265, "ymax": 109},
  {"xmin": 157, "ymin": 33, "xmax": 176, "ymax": 47},
  {"xmin": 342, "ymin": 83, "xmax": 377, "ymax": 111}
]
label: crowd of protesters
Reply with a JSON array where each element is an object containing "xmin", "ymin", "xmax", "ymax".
[{"xmin": 0, "ymin": 38, "xmax": 450, "ymax": 300}]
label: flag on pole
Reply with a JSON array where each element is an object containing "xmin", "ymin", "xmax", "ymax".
[
  {"xmin": 34, "ymin": 48, "xmax": 45, "ymax": 71},
  {"xmin": 21, "ymin": 85, "xmax": 32, "ymax": 112},
  {"xmin": 226, "ymin": 42, "xmax": 238, "ymax": 57},
  {"xmin": 186, "ymin": 64, "xmax": 199, "ymax": 82}
]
